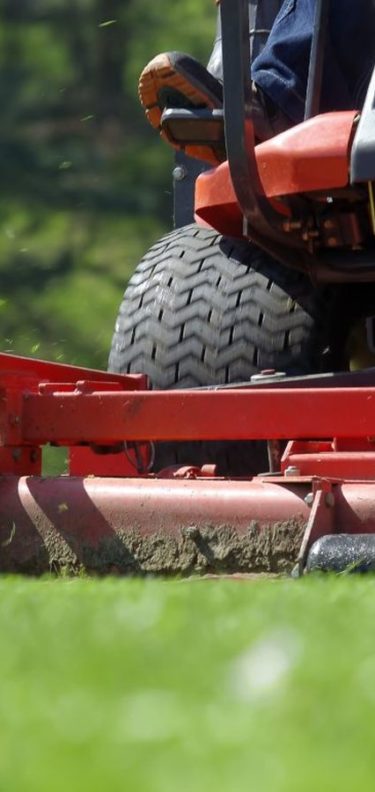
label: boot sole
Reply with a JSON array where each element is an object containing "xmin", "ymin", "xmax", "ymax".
[
  {"xmin": 139, "ymin": 53, "xmax": 220, "ymax": 130},
  {"xmin": 138, "ymin": 53, "xmax": 223, "ymax": 165}
]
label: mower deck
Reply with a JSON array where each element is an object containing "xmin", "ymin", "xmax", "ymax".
[{"xmin": 2, "ymin": 352, "xmax": 375, "ymax": 576}]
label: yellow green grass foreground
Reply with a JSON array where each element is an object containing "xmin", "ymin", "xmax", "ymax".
[{"xmin": 1, "ymin": 576, "xmax": 375, "ymax": 792}]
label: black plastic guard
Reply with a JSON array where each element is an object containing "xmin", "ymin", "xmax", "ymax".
[{"xmin": 351, "ymin": 67, "xmax": 375, "ymax": 183}]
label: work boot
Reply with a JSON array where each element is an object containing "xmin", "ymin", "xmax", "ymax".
[
  {"xmin": 138, "ymin": 51, "xmax": 291, "ymax": 165},
  {"xmin": 138, "ymin": 51, "xmax": 223, "ymax": 164}
]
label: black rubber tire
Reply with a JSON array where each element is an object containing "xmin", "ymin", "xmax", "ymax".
[{"xmin": 108, "ymin": 223, "xmax": 347, "ymax": 474}]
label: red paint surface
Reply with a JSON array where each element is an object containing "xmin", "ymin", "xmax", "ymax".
[{"xmin": 195, "ymin": 111, "xmax": 357, "ymax": 236}]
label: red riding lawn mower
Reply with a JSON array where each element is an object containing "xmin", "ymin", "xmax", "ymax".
[{"xmin": 1, "ymin": 0, "xmax": 375, "ymax": 577}]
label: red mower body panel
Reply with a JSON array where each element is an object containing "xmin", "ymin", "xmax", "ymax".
[{"xmin": 195, "ymin": 111, "xmax": 357, "ymax": 237}]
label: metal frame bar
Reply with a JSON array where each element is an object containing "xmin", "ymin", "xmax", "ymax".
[
  {"xmin": 304, "ymin": 0, "xmax": 330, "ymax": 120},
  {"xmin": 2, "ymin": 354, "xmax": 375, "ymax": 448},
  {"xmin": 219, "ymin": 0, "xmax": 318, "ymax": 273},
  {"xmin": 7, "ymin": 385, "xmax": 375, "ymax": 444},
  {"xmin": 220, "ymin": 0, "xmax": 283, "ymax": 235},
  {"xmin": 0, "ymin": 352, "xmax": 147, "ymax": 389}
]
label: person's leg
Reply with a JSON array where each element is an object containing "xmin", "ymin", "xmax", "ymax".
[
  {"xmin": 330, "ymin": 0, "xmax": 375, "ymax": 109},
  {"xmin": 252, "ymin": 0, "xmax": 374, "ymax": 123}
]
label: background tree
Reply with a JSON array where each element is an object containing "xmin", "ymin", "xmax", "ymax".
[{"xmin": 0, "ymin": 0, "xmax": 215, "ymax": 366}]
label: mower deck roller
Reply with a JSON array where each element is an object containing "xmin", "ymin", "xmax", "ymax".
[{"xmin": 2, "ymin": 353, "xmax": 375, "ymax": 576}]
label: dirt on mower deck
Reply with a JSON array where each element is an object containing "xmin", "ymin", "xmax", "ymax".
[{"xmin": 1, "ymin": 519, "xmax": 305, "ymax": 577}]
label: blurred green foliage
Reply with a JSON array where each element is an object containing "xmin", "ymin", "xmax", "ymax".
[{"xmin": 0, "ymin": 0, "xmax": 216, "ymax": 368}]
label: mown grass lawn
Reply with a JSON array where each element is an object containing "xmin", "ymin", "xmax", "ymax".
[{"xmin": 0, "ymin": 575, "xmax": 375, "ymax": 792}]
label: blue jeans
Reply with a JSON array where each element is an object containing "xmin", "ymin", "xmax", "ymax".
[{"xmin": 252, "ymin": 0, "xmax": 375, "ymax": 122}]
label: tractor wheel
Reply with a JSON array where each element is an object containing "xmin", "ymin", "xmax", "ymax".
[{"xmin": 108, "ymin": 223, "xmax": 348, "ymax": 475}]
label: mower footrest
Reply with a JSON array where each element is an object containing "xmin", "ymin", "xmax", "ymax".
[{"xmin": 161, "ymin": 108, "xmax": 225, "ymax": 154}]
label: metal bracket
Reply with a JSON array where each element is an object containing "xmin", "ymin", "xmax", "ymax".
[
  {"xmin": 294, "ymin": 479, "xmax": 336, "ymax": 575},
  {"xmin": 173, "ymin": 151, "xmax": 210, "ymax": 229}
]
